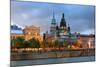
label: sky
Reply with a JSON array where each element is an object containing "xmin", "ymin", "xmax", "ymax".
[{"xmin": 11, "ymin": 1, "xmax": 95, "ymax": 35}]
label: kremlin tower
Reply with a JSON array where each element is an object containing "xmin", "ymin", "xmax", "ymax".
[{"xmin": 50, "ymin": 11, "xmax": 57, "ymax": 35}]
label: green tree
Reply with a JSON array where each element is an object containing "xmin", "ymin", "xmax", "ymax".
[
  {"xmin": 12, "ymin": 37, "xmax": 25, "ymax": 49},
  {"xmin": 28, "ymin": 38, "xmax": 40, "ymax": 48},
  {"xmin": 23, "ymin": 41, "xmax": 30, "ymax": 48},
  {"xmin": 54, "ymin": 40, "xmax": 63, "ymax": 51}
]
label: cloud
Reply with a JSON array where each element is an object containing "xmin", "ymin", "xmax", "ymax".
[
  {"xmin": 11, "ymin": 1, "xmax": 95, "ymax": 34},
  {"xmin": 80, "ymin": 29, "xmax": 95, "ymax": 34}
]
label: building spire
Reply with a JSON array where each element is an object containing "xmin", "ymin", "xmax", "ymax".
[
  {"xmin": 68, "ymin": 23, "xmax": 70, "ymax": 32},
  {"xmin": 53, "ymin": 10, "xmax": 55, "ymax": 19},
  {"xmin": 51, "ymin": 10, "xmax": 56, "ymax": 24},
  {"xmin": 50, "ymin": 10, "xmax": 57, "ymax": 35},
  {"xmin": 62, "ymin": 13, "xmax": 64, "ymax": 18},
  {"xmin": 60, "ymin": 13, "xmax": 66, "ymax": 27}
]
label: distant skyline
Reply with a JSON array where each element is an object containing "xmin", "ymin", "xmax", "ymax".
[{"xmin": 11, "ymin": 1, "xmax": 95, "ymax": 34}]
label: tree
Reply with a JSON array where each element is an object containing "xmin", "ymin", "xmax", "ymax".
[
  {"xmin": 55, "ymin": 41, "xmax": 63, "ymax": 51},
  {"xmin": 28, "ymin": 38, "xmax": 40, "ymax": 48},
  {"xmin": 23, "ymin": 41, "xmax": 30, "ymax": 48},
  {"xmin": 13, "ymin": 37, "xmax": 25, "ymax": 49}
]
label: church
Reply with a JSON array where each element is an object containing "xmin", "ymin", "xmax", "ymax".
[{"xmin": 44, "ymin": 12, "xmax": 77, "ymax": 44}]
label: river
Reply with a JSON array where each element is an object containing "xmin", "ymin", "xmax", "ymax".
[{"xmin": 11, "ymin": 56, "xmax": 95, "ymax": 67}]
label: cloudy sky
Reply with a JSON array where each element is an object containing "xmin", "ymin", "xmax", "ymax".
[{"xmin": 11, "ymin": 1, "xmax": 95, "ymax": 34}]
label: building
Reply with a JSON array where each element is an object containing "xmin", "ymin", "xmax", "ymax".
[
  {"xmin": 23, "ymin": 25, "xmax": 42, "ymax": 41},
  {"xmin": 50, "ymin": 11, "xmax": 57, "ymax": 36},
  {"xmin": 44, "ymin": 12, "xmax": 95, "ymax": 48},
  {"xmin": 77, "ymin": 34, "xmax": 95, "ymax": 48},
  {"xmin": 56, "ymin": 13, "xmax": 74, "ymax": 42},
  {"xmin": 11, "ymin": 25, "xmax": 43, "ymax": 42},
  {"xmin": 45, "ymin": 13, "xmax": 77, "ymax": 44},
  {"xmin": 11, "ymin": 12, "xmax": 95, "ymax": 49}
]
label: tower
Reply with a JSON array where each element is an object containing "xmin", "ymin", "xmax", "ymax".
[
  {"xmin": 60, "ymin": 13, "xmax": 67, "ymax": 27},
  {"xmin": 59, "ymin": 13, "xmax": 67, "ymax": 35},
  {"xmin": 68, "ymin": 23, "xmax": 71, "ymax": 33},
  {"xmin": 50, "ymin": 11, "xmax": 57, "ymax": 35}
]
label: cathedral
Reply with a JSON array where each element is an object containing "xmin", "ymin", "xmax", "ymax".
[{"xmin": 45, "ymin": 12, "xmax": 77, "ymax": 43}]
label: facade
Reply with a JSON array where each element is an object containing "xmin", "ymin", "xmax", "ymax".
[
  {"xmin": 77, "ymin": 34, "xmax": 95, "ymax": 48},
  {"xmin": 23, "ymin": 25, "xmax": 42, "ymax": 41},
  {"xmin": 11, "ymin": 25, "xmax": 43, "ymax": 42}
]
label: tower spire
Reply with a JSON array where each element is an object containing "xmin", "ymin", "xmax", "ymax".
[
  {"xmin": 53, "ymin": 10, "xmax": 55, "ymax": 19},
  {"xmin": 51, "ymin": 10, "xmax": 56, "ymax": 24},
  {"xmin": 60, "ymin": 13, "xmax": 66, "ymax": 27},
  {"xmin": 50, "ymin": 10, "xmax": 57, "ymax": 35},
  {"xmin": 68, "ymin": 23, "xmax": 70, "ymax": 32},
  {"xmin": 62, "ymin": 13, "xmax": 64, "ymax": 18}
]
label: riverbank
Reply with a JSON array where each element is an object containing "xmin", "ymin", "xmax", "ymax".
[{"xmin": 11, "ymin": 48, "xmax": 95, "ymax": 61}]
